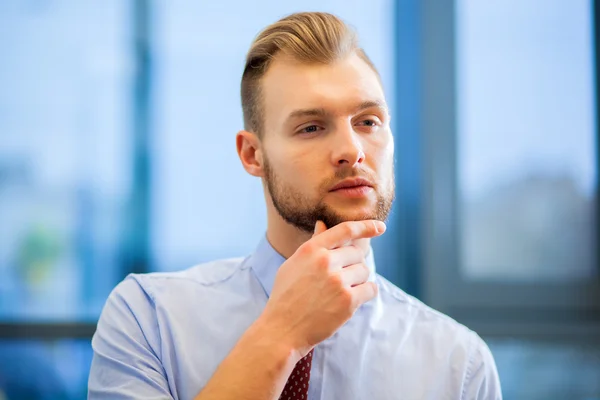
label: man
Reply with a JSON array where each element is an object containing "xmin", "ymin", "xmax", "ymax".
[{"xmin": 89, "ymin": 12, "xmax": 502, "ymax": 400}]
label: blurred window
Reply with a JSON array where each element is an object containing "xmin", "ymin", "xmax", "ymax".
[
  {"xmin": 488, "ymin": 339, "xmax": 600, "ymax": 399},
  {"xmin": 456, "ymin": 0, "xmax": 597, "ymax": 282},
  {"xmin": 420, "ymin": 0, "xmax": 600, "ymax": 341},
  {"xmin": 0, "ymin": 1, "xmax": 132, "ymax": 320},
  {"xmin": 0, "ymin": 339, "xmax": 91, "ymax": 400}
]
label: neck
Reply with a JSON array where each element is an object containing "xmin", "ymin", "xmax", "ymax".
[{"xmin": 265, "ymin": 205, "xmax": 312, "ymax": 259}]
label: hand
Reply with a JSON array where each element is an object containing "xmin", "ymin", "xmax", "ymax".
[{"xmin": 258, "ymin": 219, "xmax": 386, "ymax": 358}]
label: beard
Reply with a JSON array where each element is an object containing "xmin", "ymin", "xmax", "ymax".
[{"xmin": 263, "ymin": 158, "xmax": 395, "ymax": 233}]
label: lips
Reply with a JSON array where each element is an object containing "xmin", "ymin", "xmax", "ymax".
[{"xmin": 329, "ymin": 178, "xmax": 374, "ymax": 191}]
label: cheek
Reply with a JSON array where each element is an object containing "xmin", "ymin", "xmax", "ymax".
[
  {"xmin": 366, "ymin": 132, "xmax": 394, "ymax": 173},
  {"xmin": 267, "ymin": 143, "xmax": 321, "ymax": 186}
]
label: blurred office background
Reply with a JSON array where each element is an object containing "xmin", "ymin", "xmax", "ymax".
[{"xmin": 0, "ymin": 0, "xmax": 599, "ymax": 399}]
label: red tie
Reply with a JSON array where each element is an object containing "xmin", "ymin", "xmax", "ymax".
[{"xmin": 279, "ymin": 349, "xmax": 313, "ymax": 400}]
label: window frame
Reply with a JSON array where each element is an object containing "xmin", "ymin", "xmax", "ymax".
[{"xmin": 419, "ymin": 0, "xmax": 600, "ymax": 341}]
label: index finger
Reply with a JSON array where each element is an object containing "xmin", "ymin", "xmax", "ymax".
[{"xmin": 312, "ymin": 220, "xmax": 386, "ymax": 250}]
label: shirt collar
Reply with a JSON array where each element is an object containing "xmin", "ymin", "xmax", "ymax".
[{"xmin": 249, "ymin": 234, "xmax": 377, "ymax": 297}]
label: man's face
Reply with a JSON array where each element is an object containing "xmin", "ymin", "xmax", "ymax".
[{"xmin": 259, "ymin": 52, "xmax": 395, "ymax": 233}]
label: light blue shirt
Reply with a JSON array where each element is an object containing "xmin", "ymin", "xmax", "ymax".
[{"xmin": 89, "ymin": 236, "xmax": 502, "ymax": 399}]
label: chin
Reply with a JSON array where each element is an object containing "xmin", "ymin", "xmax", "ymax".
[
  {"xmin": 335, "ymin": 208, "xmax": 380, "ymax": 222},
  {"xmin": 330, "ymin": 199, "xmax": 376, "ymax": 212}
]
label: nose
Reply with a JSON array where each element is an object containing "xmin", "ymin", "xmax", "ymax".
[{"xmin": 331, "ymin": 123, "xmax": 365, "ymax": 168}]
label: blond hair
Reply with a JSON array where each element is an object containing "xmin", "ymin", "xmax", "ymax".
[{"xmin": 240, "ymin": 12, "xmax": 379, "ymax": 136}]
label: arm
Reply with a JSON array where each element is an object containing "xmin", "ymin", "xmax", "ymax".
[
  {"xmin": 89, "ymin": 277, "xmax": 297, "ymax": 400},
  {"xmin": 89, "ymin": 220, "xmax": 385, "ymax": 400},
  {"xmin": 194, "ymin": 317, "xmax": 300, "ymax": 400},
  {"xmin": 462, "ymin": 332, "xmax": 503, "ymax": 400},
  {"xmin": 88, "ymin": 278, "xmax": 172, "ymax": 399},
  {"xmin": 195, "ymin": 220, "xmax": 384, "ymax": 399}
]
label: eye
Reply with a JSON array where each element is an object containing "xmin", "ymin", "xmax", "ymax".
[
  {"xmin": 358, "ymin": 119, "xmax": 377, "ymax": 127},
  {"xmin": 298, "ymin": 125, "xmax": 323, "ymax": 135},
  {"xmin": 355, "ymin": 117, "xmax": 381, "ymax": 130}
]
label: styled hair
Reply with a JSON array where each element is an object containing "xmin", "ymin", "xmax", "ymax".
[{"xmin": 240, "ymin": 12, "xmax": 379, "ymax": 136}]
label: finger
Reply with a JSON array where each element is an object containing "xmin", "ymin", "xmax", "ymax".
[
  {"xmin": 329, "ymin": 245, "xmax": 367, "ymax": 269},
  {"xmin": 340, "ymin": 263, "xmax": 371, "ymax": 287},
  {"xmin": 312, "ymin": 220, "xmax": 328, "ymax": 237},
  {"xmin": 350, "ymin": 281, "xmax": 379, "ymax": 307},
  {"xmin": 313, "ymin": 220, "xmax": 386, "ymax": 250}
]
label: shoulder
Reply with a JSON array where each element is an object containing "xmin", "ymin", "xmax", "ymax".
[
  {"xmin": 113, "ymin": 256, "xmax": 249, "ymax": 302},
  {"xmin": 95, "ymin": 256, "xmax": 250, "ymax": 346},
  {"xmin": 375, "ymin": 273, "xmax": 481, "ymax": 341},
  {"xmin": 374, "ymin": 274, "xmax": 502, "ymax": 399},
  {"xmin": 375, "ymin": 273, "xmax": 469, "ymax": 332}
]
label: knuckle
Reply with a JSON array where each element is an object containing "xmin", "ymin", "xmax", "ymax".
[
  {"xmin": 368, "ymin": 220, "xmax": 378, "ymax": 233},
  {"xmin": 340, "ymin": 290, "xmax": 354, "ymax": 309},
  {"xmin": 299, "ymin": 241, "xmax": 316, "ymax": 255},
  {"xmin": 353, "ymin": 246, "xmax": 366, "ymax": 260},
  {"xmin": 328, "ymin": 272, "xmax": 343, "ymax": 287},
  {"xmin": 360, "ymin": 263, "xmax": 370, "ymax": 276},
  {"xmin": 344, "ymin": 222, "xmax": 358, "ymax": 238},
  {"xmin": 316, "ymin": 250, "xmax": 331, "ymax": 269}
]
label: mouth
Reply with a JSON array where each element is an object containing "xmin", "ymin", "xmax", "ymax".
[{"xmin": 329, "ymin": 178, "xmax": 375, "ymax": 198}]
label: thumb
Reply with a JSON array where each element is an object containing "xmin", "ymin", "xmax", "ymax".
[{"xmin": 313, "ymin": 220, "xmax": 327, "ymax": 237}]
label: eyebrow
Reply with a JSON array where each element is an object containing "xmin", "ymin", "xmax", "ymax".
[
  {"xmin": 286, "ymin": 100, "xmax": 388, "ymax": 122},
  {"xmin": 352, "ymin": 100, "xmax": 388, "ymax": 114}
]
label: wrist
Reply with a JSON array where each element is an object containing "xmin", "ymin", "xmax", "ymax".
[{"xmin": 243, "ymin": 315, "xmax": 303, "ymax": 372}]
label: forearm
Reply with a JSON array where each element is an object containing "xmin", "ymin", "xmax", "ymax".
[{"xmin": 194, "ymin": 318, "xmax": 299, "ymax": 400}]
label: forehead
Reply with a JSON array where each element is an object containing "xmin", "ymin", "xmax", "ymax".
[{"xmin": 260, "ymin": 52, "xmax": 386, "ymax": 127}]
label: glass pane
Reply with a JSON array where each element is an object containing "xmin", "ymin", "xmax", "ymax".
[
  {"xmin": 0, "ymin": 1, "xmax": 132, "ymax": 319},
  {"xmin": 456, "ymin": 0, "xmax": 597, "ymax": 281},
  {"xmin": 151, "ymin": 0, "xmax": 396, "ymax": 271},
  {"xmin": 487, "ymin": 338, "xmax": 600, "ymax": 400},
  {"xmin": 0, "ymin": 339, "xmax": 92, "ymax": 400}
]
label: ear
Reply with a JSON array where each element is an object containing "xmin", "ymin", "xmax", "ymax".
[{"xmin": 236, "ymin": 130, "xmax": 264, "ymax": 177}]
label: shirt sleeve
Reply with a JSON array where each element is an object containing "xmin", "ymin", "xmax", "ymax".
[
  {"xmin": 88, "ymin": 276, "xmax": 173, "ymax": 400},
  {"xmin": 462, "ymin": 332, "xmax": 503, "ymax": 400}
]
